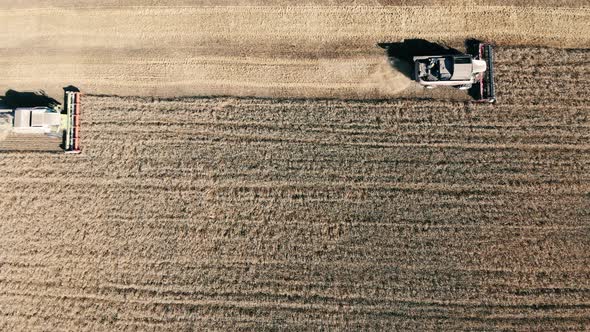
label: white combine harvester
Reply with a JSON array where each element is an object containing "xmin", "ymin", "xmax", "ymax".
[
  {"xmin": 413, "ymin": 43, "xmax": 496, "ymax": 103},
  {"xmin": 0, "ymin": 88, "xmax": 81, "ymax": 153}
]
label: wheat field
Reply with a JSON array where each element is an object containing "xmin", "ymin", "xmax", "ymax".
[{"xmin": 0, "ymin": 45, "xmax": 589, "ymax": 330}]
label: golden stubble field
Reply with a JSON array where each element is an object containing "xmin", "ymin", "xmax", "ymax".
[
  {"xmin": 0, "ymin": 2, "xmax": 590, "ymax": 98},
  {"xmin": 0, "ymin": 44, "xmax": 589, "ymax": 330}
]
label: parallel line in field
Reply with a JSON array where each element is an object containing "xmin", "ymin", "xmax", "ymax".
[
  {"xmin": 3, "ymin": 289, "xmax": 590, "ymax": 323},
  {"xmin": 0, "ymin": 178, "xmax": 587, "ymax": 196},
  {"xmin": 2, "ymin": 253, "xmax": 590, "ymax": 274},
  {"xmin": 3, "ymin": 279, "xmax": 590, "ymax": 316},
  {"xmin": 78, "ymin": 134, "xmax": 590, "ymax": 151},
  {"xmin": 85, "ymin": 119, "xmax": 590, "ymax": 130}
]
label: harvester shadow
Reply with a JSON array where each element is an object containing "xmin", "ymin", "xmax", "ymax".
[
  {"xmin": 1, "ymin": 89, "xmax": 60, "ymax": 109},
  {"xmin": 377, "ymin": 39, "xmax": 463, "ymax": 80}
]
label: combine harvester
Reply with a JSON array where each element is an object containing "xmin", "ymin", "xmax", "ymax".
[
  {"xmin": 0, "ymin": 88, "xmax": 81, "ymax": 153},
  {"xmin": 413, "ymin": 42, "xmax": 496, "ymax": 103}
]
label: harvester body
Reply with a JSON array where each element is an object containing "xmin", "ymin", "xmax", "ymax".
[
  {"xmin": 0, "ymin": 89, "xmax": 81, "ymax": 153},
  {"xmin": 413, "ymin": 43, "xmax": 496, "ymax": 102}
]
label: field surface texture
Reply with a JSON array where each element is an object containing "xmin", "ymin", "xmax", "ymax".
[
  {"xmin": 1, "ymin": 45, "xmax": 590, "ymax": 330},
  {"xmin": 2, "ymin": 1, "xmax": 590, "ymax": 331},
  {"xmin": 1, "ymin": 2, "xmax": 590, "ymax": 98}
]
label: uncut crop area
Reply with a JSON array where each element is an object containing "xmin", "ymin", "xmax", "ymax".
[{"xmin": 0, "ymin": 45, "xmax": 589, "ymax": 330}]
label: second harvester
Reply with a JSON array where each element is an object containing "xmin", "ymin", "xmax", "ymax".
[{"xmin": 413, "ymin": 43, "xmax": 495, "ymax": 103}]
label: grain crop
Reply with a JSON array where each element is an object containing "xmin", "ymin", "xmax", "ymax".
[{"xmin": 0, "ymin": 45, "xmax": 589, "ymax": 330}]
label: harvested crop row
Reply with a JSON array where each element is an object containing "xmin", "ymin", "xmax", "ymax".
[
  {"xmin": 6, "ymin": 0, "xmax": 590, "ymax": 8},
  {"xmin": 0, "ymin": 45, "xmax": 589, "ymax": 330},
  {"xmin": 1, "ymin": 5, "xmax": 589, "ymax": 98},
  {"xmin": 0, "ymin": 133, "xmax": 62, "ymax": 152}
]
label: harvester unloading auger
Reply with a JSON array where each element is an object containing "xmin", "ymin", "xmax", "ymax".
[{"xmin": 413, "ymin": 42, "xmax": 496, "ymax": 103}]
